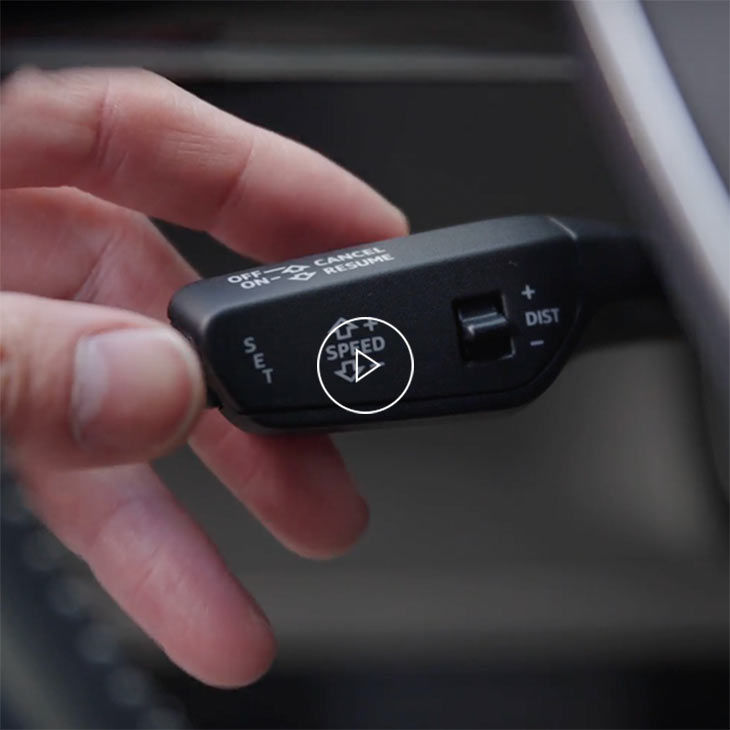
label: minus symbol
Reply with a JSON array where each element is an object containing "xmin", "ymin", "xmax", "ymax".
[
  {"xmin": 530, "ymin": 339, "xmax": 545, "ymax": 347},
  {"xmin": 269, "ymin": 276, "xmax": 281, "ymax": 281}
]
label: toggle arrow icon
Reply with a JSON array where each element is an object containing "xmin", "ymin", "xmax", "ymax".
[{"xmin": 354, "ymin": 348, "xmax": 384, "ymax": 383}]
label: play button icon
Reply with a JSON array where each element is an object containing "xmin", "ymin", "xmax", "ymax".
[
  {"xmin": 354, "ymin": 348, "xmax": 383, "ymax": 382},
  {"xmin": 316, "ymin": 316, "xmax": 414, "ymax": 415}
]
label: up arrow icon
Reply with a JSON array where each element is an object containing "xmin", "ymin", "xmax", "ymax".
[{"xmin": 354, "ymin": 348, "xmax": 383, "ymax": 383}]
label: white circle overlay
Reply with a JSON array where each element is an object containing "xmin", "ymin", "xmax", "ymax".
[{"xmin": 316, "ymin": 317, "xmax": 415, "ymax": 415}]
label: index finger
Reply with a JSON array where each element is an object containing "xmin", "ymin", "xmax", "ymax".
[{"xmin": 0, "ymin": 67, "xmax": 407, "ymax": 261}]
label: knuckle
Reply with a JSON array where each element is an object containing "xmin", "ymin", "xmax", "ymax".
[
  {"xmin": 209, "ymin": 127, "xmax": 259, "ymax": 237},
  {"xmin": 0, "ymin": 294, "xmax": 72, "ymax": 450},
  {"xmin": 0, "ymin": 296, "xmax": 28, "ymax": 433}
]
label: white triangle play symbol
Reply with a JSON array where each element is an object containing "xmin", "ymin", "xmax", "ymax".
[{"xmin": 354, "ymin": 348, "xmax": 383, "ymax": 383}]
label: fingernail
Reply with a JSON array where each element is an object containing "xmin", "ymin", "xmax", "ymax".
[
  {"xmin": 71, "ymin": 328, "xmax": 203, "ymax": 457},
  {"xmin": 391, "ymin": 205, "xmax": 410, "ymax": 234}
]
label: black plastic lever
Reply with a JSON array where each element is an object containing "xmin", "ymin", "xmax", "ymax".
[{"xmin": 169, "ymin": 215, "xmax": 655, "ymax": 432}]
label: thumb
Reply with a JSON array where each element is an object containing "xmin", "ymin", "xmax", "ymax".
[{"xmin": 1, "ymin": 293, "xmax": 205, "ymax": 470}]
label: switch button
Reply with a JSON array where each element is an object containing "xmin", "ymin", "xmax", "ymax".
[{"xmin": 456, "ymin": 294, "xmax": 512, "ymax": 361}]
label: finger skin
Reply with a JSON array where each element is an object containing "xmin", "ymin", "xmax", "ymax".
[
  {"xmin": 0, "ymin": 187, "xmax": 198, "ymax": 311},
  {"xmin": 0, "ymin": 187, "xmax": 198, "ymax": 308},
  {"xmin": 0, "ymin": 67, "xmax": 408, "ymax": 261},
  {"xmin": 0, "ymin": 292, "xmax": 205, "ymax": 469},
  {"xmin": 190, "ymin": 411, "xmax": 369, "ymax": 559},
  {"xmin": 0, "ymin": 68, "xmax": 409, "ymax": 686},
  {"xmin": 2, "ymin": 188, "xmax": 371, "ymax": 557},
  {"xmin": 23, "ymin": 462, "xmax": 276, "ymax": 687}
]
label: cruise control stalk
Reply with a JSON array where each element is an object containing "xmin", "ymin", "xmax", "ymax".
[{"xmin": 169, "ymin": 215, "xmax": 656, "ymax": 431}]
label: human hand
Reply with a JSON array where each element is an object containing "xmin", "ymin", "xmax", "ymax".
[{"xmin": 0, "ymin": 68, "xmax": 408, "ymax": 686}]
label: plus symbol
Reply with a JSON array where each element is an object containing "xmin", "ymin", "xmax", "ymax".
[{"xmin": 521, "ymin": 284, "xmax": 536, "ymax": 301}]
